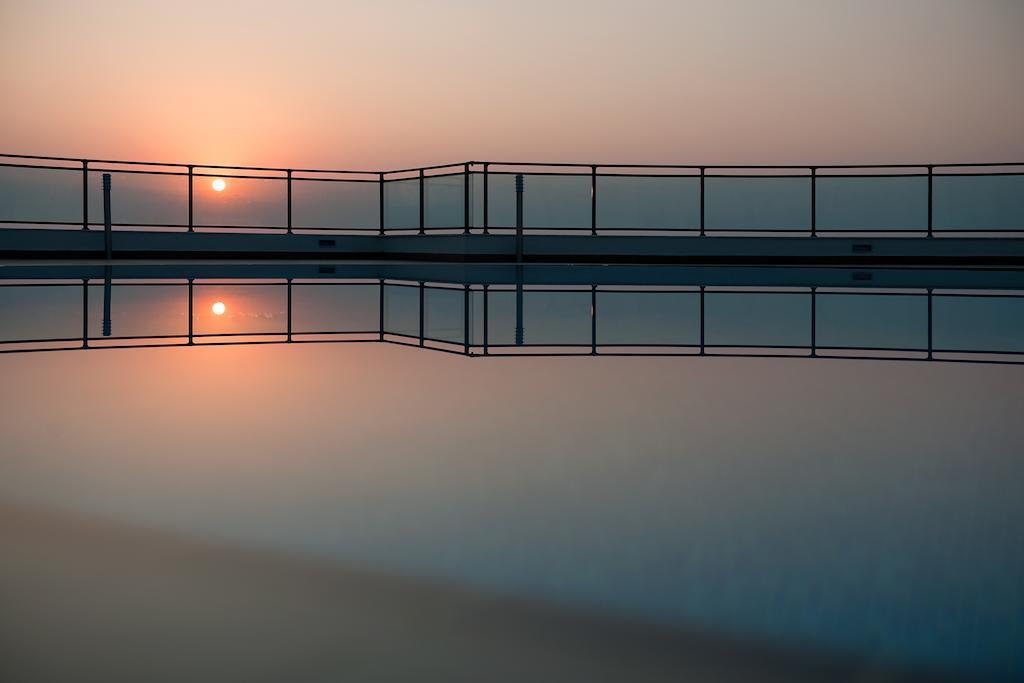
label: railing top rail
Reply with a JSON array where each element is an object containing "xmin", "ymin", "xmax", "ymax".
[
  {"xmin": 478, "ymin": 161, "xmax": 1024, "ymax": 169},
  {"xmin": 3, "ymin": 153, "xmax": 1023, "ymax": 176},
  {"xmin": 0, "ymin": 153, "xmax": 379, "ymax": 175}
]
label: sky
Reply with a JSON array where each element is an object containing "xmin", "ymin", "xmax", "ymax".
[{"xmin": 1, "ymin": 0, "xmax": 1023, "ymax": 169}]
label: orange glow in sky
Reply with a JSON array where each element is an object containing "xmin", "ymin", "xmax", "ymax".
[{"xmin": 0, "ymin": 1, "xmax": 1021, "ymax": 168}]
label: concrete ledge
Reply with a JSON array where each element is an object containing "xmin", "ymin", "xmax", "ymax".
[
  {"xmin": 2, "ymin": 229, "xmax": 1023, "ymax": 265},
  {"xmin": 3, "ymin": 261, "xmax": 1024, "ymax": 290}
]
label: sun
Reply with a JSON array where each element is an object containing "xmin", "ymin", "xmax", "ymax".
[
  {"xmin": 211, "ymin": 178, "xmax": 227, "ymax": 192},
  {"xmin": 212, "ymin": 301, "xmax": 226, "ymax": 315}
]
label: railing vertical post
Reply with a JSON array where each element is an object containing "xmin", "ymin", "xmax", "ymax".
[
  {"xmin": 464, "ymin": 163, "xmax": 471, "ymax": 234},
  {"xmin": 286, "ymin": 170, "xmax": 293, "ymax": 235},
  {"xmin": 482, "ymin": 284, "xmax": 489, "ymax": 355},
  {"xmin": 102, "ymin": 173, "xmax": 112, "ymax": 259},
  {"xmin": 810, "ymin": 286, "xmax": 816, "ymax": 357},
  {"xmin": 483, "ymin": 163, "xmax": 490, "ymax": 235},
  {"xmin": 699, "ymin": 285, "xmax": 705, "ymax": 354},
  {"xmin": 699, "ymin": 167, "xmax": 706, "ymax": 237},
  {"xmin": 82, "ymin": 278, "xmax": 89, "ymax": 348},
  {"xmin": 927, "ymin": 165, "xmax": 934, "ymax": 238},
  {"xmin": 379, "ymin": 278, "xmax": 385, "ymax": 341},
  {"xmin": 463, "ymin": 284, "xmax": 470, "ymax": 354},
  {"xmin": 187, "ymin": 278, "xmax": 194, "ymax": 345},
  {"xmin": 810, "ymin": 167, "xmax": 817, "ymax": 238},
  {"xmin": 81, "ymin": 160, "xmax": 89, "ymax": 231},
  {"xmin": 187, "ymin": 165, "xmax": 194, "ymax": 233},
  {"xmin": 418, "ymin": 169, "xmax": 425, "ymax": 235},
  {"xmin": 591, "ymin": 165, "xmax": 597, "ymax": 236},
  {"xmin": 927, "ymin": 288, "xmax": 933, "ymax": 359},
  {"xmin": 286, "ymin": 278, "xmax": 293, "ymax": 342},
  {"xmin": 515, "ymin": 174, "xmax": 524, "ymax": 263},
  {"xmin": 378, "ymin": 172, "xmax": 385, "ymax": 235},
  {"xmin": 591, "ymin": 284, "xmax": 597, "ymax": 354},
  {"xmin": 418, "ymin": 281, "xmax": 425, "ymax": 347}
]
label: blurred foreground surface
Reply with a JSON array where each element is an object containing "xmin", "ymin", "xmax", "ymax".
[{"xmin": 0, "ymin": 501, "xmax": 955, "ymax": 683}]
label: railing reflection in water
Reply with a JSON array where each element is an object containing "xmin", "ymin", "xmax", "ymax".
[{"xmin": 1, "ymin": 278, "xmax": 1022, "ymax": 364}]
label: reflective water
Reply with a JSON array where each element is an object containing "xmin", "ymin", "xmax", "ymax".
[{"xmin": 1, "ymin": 262, "xmax": 1022, "ymax": 681}]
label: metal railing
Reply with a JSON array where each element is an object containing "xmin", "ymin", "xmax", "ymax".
[
  {"xmin": 1, "ymin": 153, "xmax": 1023, "ymax": 237},
  {"xmin": 2, "ymin": 277, "xmax": 1022, "ymax": 365}
]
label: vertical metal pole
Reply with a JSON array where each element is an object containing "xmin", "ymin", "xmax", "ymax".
[
  {"xmin": 379, "ymin": 278, "xmax": 385, "ymax": 341},
  {"xmin": 82, "ymin": 279, "xmax": 89, "ymax": 348},
  {"xmin": 927, "ymin": 166, "xmax": 934, "ymax": 238},
  {"xmin": 810, "ymin": 167, "xmax": 817, "ymax": 238},
  {"xmin": 102, "ymin": 173, "xmax": 112, "ymax": 259},
  {"xmin": 187, "ymin": 278, "xmax": 194, "ymax": 345},
  {"xmin": 418, "ymin": 169, "xmax": 425, "ymax": 235},
  {"xmin": 810, "ymin": 286, "xmax": 816, "ymax": 357},
  {"xmin": 591, "ymin": 284, "xmax": 597, "ymax": 354},
  {"xmin": 515, "ymin": 174, "xmax": 524, "ymax": 263},
  {"xmin": 699, "ymin": 168, "xmax": 706, "ymax": 237},
  {"xmin": 463, "ymin": 163, "xmax": 471, "ymax": 234},
  {"xmin": 482, "ymin": 284, "xmax": 489, "ymax": 355},
  {"xmin": 699, "ymin": 285, "xmax": 705, "ymax": 355},
  {"xmin": 418, "ymin": 282, "xmax": 425, "ymax": 347},
  {"xmin": 378, "ymin": 172, "xmax": 385, "ymax": 235},
  {"xmin": 286, "ymin": 278, "xmax": 293, "ymax": 342},
  {"xmin": 591, "ymin": 165, "xmax": 597, "ymax": 236},
  {"xmin": 483, "ymin": 163, "xmax": 490, "ymax": 235},
  {"xmin": 187, "ymin": 165, "xmax": 194, "ymax": 233},
  {"xmin": 81, "ymin": 160, "xmax": 89, "ymax": 231},
  {"xmin": 927, "ymin": 288, "xmax": 933, "ymax": 359},
  {"xmin": 463, "ymin": 284, "xmax": 470, "ymax": 354},
  {"xmin": 102, "ymin": 267, "xmax": 112, "ymax": 337},
  {"xmin": 286, "ymin": 170, "xmax": 293, "ymax": 235}
]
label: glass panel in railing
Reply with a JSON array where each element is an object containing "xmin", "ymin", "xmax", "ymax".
[
  {"xmin": 424, "ymin": 174, "xmax": 464, "ymax": 229},
  {"xmin": 0, "ymin": 165, "xmax": 81, "ymax": 224},
  {"xmin": 705, "ymin": 292, "xmax": 810, "ymax": 347},
  {"xmin": 424, "ymin": 286, "xmax": 464, "ymax": 344},
  {"xmin": 471, "ymin": 172, "xmax": 485, "ymax": 229},
  {"xmin": 934, "ymin": 174, "xmax": 1024, "ymax": 230},
  {"xmin": 815, "ymin": 293, "xmax": 926, "ymax": 350},
  {"xmin": 87, "ymin": 170, "xmax": 186, "ymax": 229},
  {"xmin": 292, "ymin": 179, "xmax": 378, "ymax": 230},
  {"xmin": 933, "ymin": 294, "xmax": 1024, "ymax": 353},
  {"xmin": 479, "ymin": 290, "xmax": 590, "ymax": 346},
  {"xmin": 485, "ymin": 173, "xmax": 517, "ymax": 229},
  {"xmin": 0, "ymin": 284, "xmax": 81, "ymax": 342},
  {"xmin": 596, "ymin": 176, "xmax": 699, "ymax": 230},
  {"xmin": 522, "ymin": 174, "xmax": 591, "ymax": 229},
  {"xmin": 87, "ymin": 284, "xmax": 187, "ymax": 339},
  {"xmin": 816, "ymin": 176, "xmax": 927, "ymax": 232},
  {"xmin": 596, "ymin": 291, "xmax": 699, "ymax": 345},
  {"xmin": 292, "ymin": 283, "xmax": 379, "ymax": 334},
  {"xmin": 191, "ymin": 284, "xmax": 286, "ymax": 336},
  {"xmin": 383, "ymin": 283, "xmax": 418, "ymax": 337},
  {"xmin": 383, "ymin": 179, "xmax": 418, "ymax": 230},
  {"xmin": 193, "ymin": 175, "xmax": 287, "ymax": 229},
  {"xmin": 705, "ymin": 176, "xmax": 811, "ymax": 231}
]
